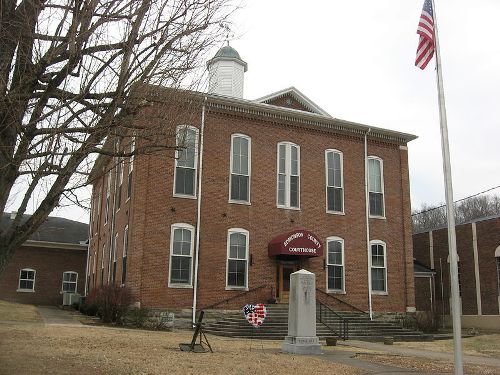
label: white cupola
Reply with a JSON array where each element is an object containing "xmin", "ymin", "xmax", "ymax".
[{"xmin": 207, "ymin": 44, "xmax": 247, "ymax": 98}]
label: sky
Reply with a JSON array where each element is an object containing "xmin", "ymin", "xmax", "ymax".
[{"xmin": 15, "ymin": 0, "xmax": 500, "ymax": 223}]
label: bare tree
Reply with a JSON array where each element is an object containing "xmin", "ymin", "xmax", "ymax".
[
  {"xmin": 0, "ymin": 0, "xmax": 235, "ymax": 275},
  {"xmin": 412, "ymin": 193, "xmax": 500, "ymax": 233}
]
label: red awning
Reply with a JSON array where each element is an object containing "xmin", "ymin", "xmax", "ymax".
[{"xmin": 268, "ymin": 229, "xmax": 323, "ymax": 258}]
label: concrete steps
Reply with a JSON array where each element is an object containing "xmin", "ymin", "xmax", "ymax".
[{"xmin": 203, "ymin": 304, "xmax": 433, "ymax": 342}]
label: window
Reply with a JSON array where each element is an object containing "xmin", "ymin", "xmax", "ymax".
[
  {"xmin": 174, "ymin": 125, "xmax": 198, "ymax": 197},
  {"xmin": 18, "ymin": 268, "xmax": 35, "ymax": 291},
  {"xmin": 127, "ymin": 135, "xmax": 135, "ymax": 199},
  {"xmin": 116, "ymin": 159, "xmax": 123, "ymax": 210},
  {"xmin": 169, "ymin": 224, "xmax": 194, "ymax": 287},
  {"xmin": 277, "ymin": 142, "xmax": 300, "ymax": 209},
  {"xmin": 111, "ymin": 233, "xmax": 118, "ymax": 283},
  {"xmin": 368, "ymin": 157, "xmax": 385, "ymax": 217},
  {"xmin": 101, "ymin": 244, "xmax": 105, "ymax": 283},
  {"xmin": 121, "ymin": 226, "xmax": 129, "ymax": 285},
  {"xmin": 325, "ymin": 150, "xmax": 344, "ymax": 213},
  {"xmin": 230, "ymin": 134, "xmax": 251, "ymax": 203},
  {"xmin": 104, "ymin": 171, "xmax": 112, "ymax": 224},
  {"xmin": 370, "ymin": 241, "xmax": 387, "ymax": 293},
  {"xmin": 95, "ymin": 192, "xmax": 101, "ymax": 234},
  {"xmin": 62, "ymin": 271, "xmax": 78, "ymax": 293},
  {"xmin": 327, "ymin": 237, "xmax": 344, "ymax": 292},
  {"xmin": 226, "ymin": 229, "xmax": 249, "ymax": 289}
]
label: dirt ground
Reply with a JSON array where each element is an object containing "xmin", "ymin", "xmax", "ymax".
[
  {"xmin": 355, "ymin": 353, "xmax": 500, "ymax": 375},
  {"xmin": 0, "ymin": 300, "xmax": 362, "ymax": 375}
]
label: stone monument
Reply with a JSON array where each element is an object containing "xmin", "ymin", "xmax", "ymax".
[{"xmin": 282, "ymin": 269, "xmax": 321, "ymax": 354}]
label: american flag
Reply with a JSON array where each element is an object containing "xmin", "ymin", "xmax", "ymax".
[{"xmin": 415, "ymin": 0, "xmax": 435, "ymax": 70}]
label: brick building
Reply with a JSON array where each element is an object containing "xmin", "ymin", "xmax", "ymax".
[
  {"xmin": 413, "ymin": 215, "xmax": 500, "ymax": 329},
  {"xmin": 0, "ymin": 213, "xmax": 88, "ymax": 305},
  {"xmin": 87, "ymin": 46, "xmax": 417, "ymax": 319}
]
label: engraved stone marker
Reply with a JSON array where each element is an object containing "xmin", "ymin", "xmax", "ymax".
[{"xmin": 282, "ymin": 269, "xmax": 321, "ymax": 355}]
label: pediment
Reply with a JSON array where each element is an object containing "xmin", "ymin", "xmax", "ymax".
[{"xmin": 254, "ymin": 87, "xmax": 331, "ymax": 117}]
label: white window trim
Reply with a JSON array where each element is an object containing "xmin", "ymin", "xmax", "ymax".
[
  {"xmin": 368, "ymin": 156, "xmax": 386, "ymax": 219},
  {"xmin": 229, "ymin": 133, "xmax": 252, "ymax": 205},
  {"xmin": 173, "ymin": 125, "xmax": 199, "ymax": 199},
  {"xmin": 325, "ymin": 149, "xmax": 345, "ymax": 215},
  {"xmin": 225, "ymin": 228, "xmax": 250, "ymax": 291},
  {"xmin": 95, "ymin": 192, "xmax": 101, "ymax": 235},
  {"xmin": 61, "ymin": 271, "xmax": 78, "ymax": 293},
  {"xmin": 104, "ymin": 171, "xmax": 112, "ymax": 225},
  {"xmin": 370, "ymin": 240, "xmax": 388, "ymax": 295},
  {"xmin": 168, "ymin": 223, "xmax": 194, "ymax": 288},
  {"xmin": 326, "ymin": 236, "xmax": 345, "ymax": 294},
  {"xmin": 276, "ymin": 141, "xmax": 300, "ymax": 210},
  {"xmin": 17, "ymin": 268, "xmax": 36, "ymax": 292},
  {"xmin": 121, "ymin": 225, "xmax": 129, "ymax": 286},
  {"xmin": 126, "ymin": 134, "xmax": 136, "ymax": 202}
]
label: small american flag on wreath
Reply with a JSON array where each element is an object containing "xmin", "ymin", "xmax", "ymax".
[{"xmin": 243, "ymin": 304, "xmax": 267, "ymax": 328}]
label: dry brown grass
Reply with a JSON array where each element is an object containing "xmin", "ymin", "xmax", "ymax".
[
  {"xmin": 356, "ymin": 353, "xmax": 500, "ymax": 375},
  {"xmin": 395, "ymin": 335, "xmax": 500, "ymax": 358},
  {"xmin": 0, "ymin": 322, "xmax": 363, "ymax": 375},
  {"xmin": 0, "ymin": 300, "xmax": 41, "ymax": 322}
]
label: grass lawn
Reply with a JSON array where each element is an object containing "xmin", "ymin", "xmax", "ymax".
[
  {"xmin": 395, "ymin": 334, "xmax": 500, "ymax": 358},
  {"xmin": 356, "ymin": 353, "xmax": 500, "ymax": 375},
  {"xmin": 0, "ymin": 301, "xmax": 362, "ymax": 375},
  {"xmin": 0, "ymin": 299, "xmax": 41, "ymax": 322}
]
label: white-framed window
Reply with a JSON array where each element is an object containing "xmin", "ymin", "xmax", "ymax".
[
  {"xmin": 111, "ymin": 233, "xmax": 118, "ymax": 283},
  {"xmin": 101, "ymin": 244, "xmax": 105, "ymax": 283},
  {"xmin": 226, "ymin": 228, "xmax": 249, "ymax": 289},
  {"xmin": 174, "ymin": 125, "xmax": 199, "ymax": 198},
  {"xmin": 368, "ymin": 156, "xmax": 385, "ymax": 217},
  {"xmin": 169, "ymin": 223, "xmax": 194, "ymax": 287},
  {"xmin": 62, "ymin": 271, "xmax": 78, "ymax": 293},
  {"xmin": 95, "ymin": 192, "xmax": 101, "ymax": 234},
  {"xmin": 370, "ymin": 240, "xmax": 387, "ymax": 293},
  {"xmin": 121, "ymin": 225, "xmax": 129, "ymax": 285},
  {"xmin": 325, "ymin": 149, "xmax": 344, "ymax": 213},
  {"xmin": 277, "ymin": 142, "xmax": 300, "ymax": 209},
  {"xmin": 127, "ymin": 134, "xmax": 136, "ymax": 199},
  {"xmin": 104, "ymin": 171, "xmax": 112, "ymax": 224},
  {"xmin": 229, "ymin": 134, "xmax": 251, "ymax": 203},
  {"xmin": 18, "ymin": 268, "xmax": 35, "ymax": 292},
  {"xmin": 116, "ymin": 160, "xmax": 123, "ymax": 211},
  {"xmin": 326, "ymin": 237, "xmax": 344, "ymax": 292}
]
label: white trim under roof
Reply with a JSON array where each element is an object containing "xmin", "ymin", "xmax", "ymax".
[
  {"xmin": 24, "ymin": 240, "xmax": 88, "ymax": 251},
  {"xmin": 255, "ymin": 87, "xmax": 331, "ymax": 117}
]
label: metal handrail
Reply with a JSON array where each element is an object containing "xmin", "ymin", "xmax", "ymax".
[
  {"xmin": 315, "ymin": 288, "xmax": 367, "ymax": 315},
  {"xmin": 200, "ymin": 284, "xmax": 272, "ymax": 311},
  {"xmin": 316, "ymin": 300, "xmax": 349, "ymax": 340}
]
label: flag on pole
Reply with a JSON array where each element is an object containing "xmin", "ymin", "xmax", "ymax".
[{"xmin": 415, "ymin": 0, "xmax": 435, "ymax": 69}]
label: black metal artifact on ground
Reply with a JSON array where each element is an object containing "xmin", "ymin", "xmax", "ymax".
[{"xmin": 179, "ymin": 310, "xmax": 213, "ymax": 353}]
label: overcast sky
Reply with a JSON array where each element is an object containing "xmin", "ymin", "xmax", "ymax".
[{"xmin": 31, "ymin": 0, "xmax": 500, "ymax": 223}]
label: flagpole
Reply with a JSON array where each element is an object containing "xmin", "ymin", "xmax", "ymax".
[{"xmin": 430, "ymin": 1, "xmax": 463, "ymax": 374}]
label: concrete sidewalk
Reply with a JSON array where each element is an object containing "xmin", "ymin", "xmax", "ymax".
[
  {"xmin": 338, "ymin": 340, "xmax": 500, "ymax": 368},
  {"xmin": 37, "ymin": 306, "xmax": 83, "ymax": 326}
]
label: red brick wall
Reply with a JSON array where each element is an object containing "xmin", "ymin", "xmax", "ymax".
[
  {"xmin": 415, "ymin": 276, "xmax": 433, "ymax": 312},
  {"xmin": 0, "ymin": 245, "xmax": 86, "ymax": 305},
  {"xmin": 89, "ymin": 100, "xmax": 415, "ymax": 314},
  {"xmin": 476, "ymin": 219, "xmax": 500, "ymax": 314},
  {"xmin": 413, "ymin": 217, "xmax": 500, "ymax": 316}
]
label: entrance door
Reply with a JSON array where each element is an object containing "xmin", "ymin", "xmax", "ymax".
[{"xmin": 278, "ymin": 263, "xmax": 298, "ymax": 303}]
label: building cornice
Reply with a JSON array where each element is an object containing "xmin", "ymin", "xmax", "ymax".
[
  {"xmin": 205, "ymin": 93, "xmax": 417, "ymax": 144},
  {"xmin": 24, "ymin": 240, "xmax": 87, "ymax": 251}
]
